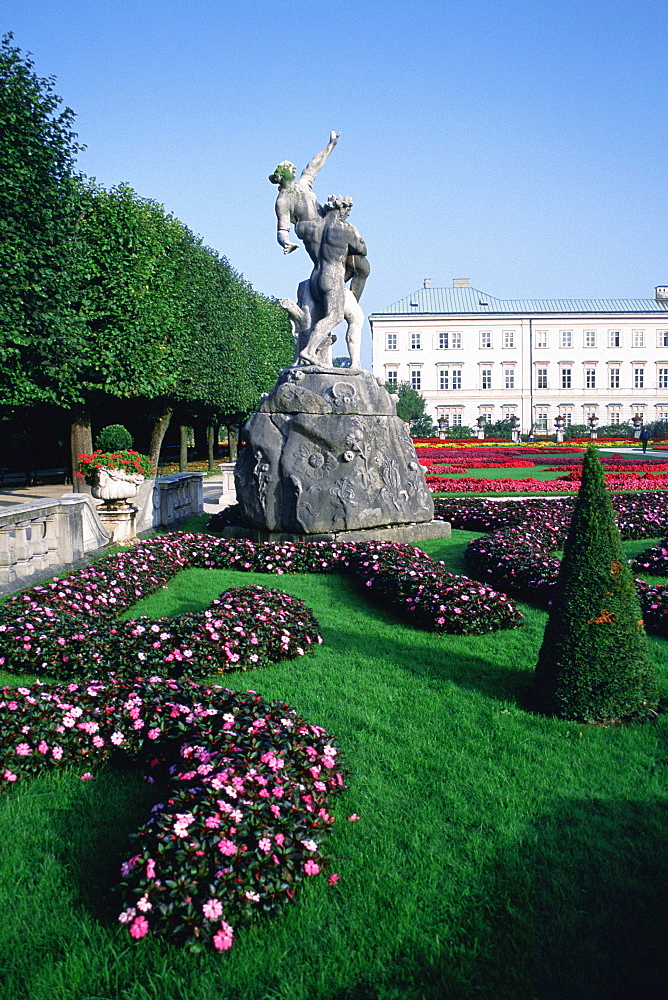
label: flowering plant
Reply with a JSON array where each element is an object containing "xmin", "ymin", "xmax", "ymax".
[
  {"xmin": 77, "ymin": 450, "xmax": 153, "ymax": 480},
  {"xmin": 0, "ymin": 675, "xmax": 346, "ymax": 951}
]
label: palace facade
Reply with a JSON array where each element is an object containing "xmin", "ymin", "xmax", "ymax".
[{"xmin": 369, "ymin": 279, "xmax": 668, "ymax": 433}]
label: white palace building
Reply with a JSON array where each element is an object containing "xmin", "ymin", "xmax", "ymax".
[{"xmin": 369, "ymin": 279, "xmax": 668, "ymax": 434}]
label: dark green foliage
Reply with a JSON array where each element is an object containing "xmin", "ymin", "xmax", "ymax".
[
  {"xmin": 95, "ymin": 423, "xmax": 132, "ymax": 451},
  {"xmin": 386, "ymin": 380, "xmax": 427, "ymax": 423},
  {"xmin": 0, "ymin": 34, "xmax": 83, "ymax": 407},
  {"xmin": 410, "ymin": 413, "xmax": 436, "ymax": 437},
  {"xmin": 483, "ymin": 418, "xmax": 516, "ymax": 440},
  {"xmin": 532, "ymin": 446, "xmax": 659, "ymax": 722}
]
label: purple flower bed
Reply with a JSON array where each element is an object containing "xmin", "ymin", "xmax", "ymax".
[
  {"xmin": 340, "ymin": 541, "xmax": 522, "ymax": 634},
  {"xmin": 0, "ymin": 535, "xmax": 523, "ymax": 681},
  {"xmin": 0, "ymin": 583, "xmax": 321, "ymax": 682},
  {"xmin": 0, "ymin": 675, "xmax": 346, "ymax": 951},
  {"xmin": 433, "ymin": 495, "xmax": 668, "ymax": 636}
]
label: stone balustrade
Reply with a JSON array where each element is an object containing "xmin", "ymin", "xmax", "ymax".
[{"xmin": 0, "ymin": 473, "xmax": 204, "ymax": 596}]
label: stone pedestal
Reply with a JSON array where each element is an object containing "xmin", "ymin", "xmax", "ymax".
[
  {"xmin": 235, "ymin": 367, "xmax": 442, "ymax": 536},
  {"xmin": 96, "ymin": 505, "xmax": 138, "ymax": 544}
]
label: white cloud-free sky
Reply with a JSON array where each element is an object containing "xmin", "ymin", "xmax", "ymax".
[{"xmin": 4, "ymin": 0, "xmax": 667, "ymax": 366}]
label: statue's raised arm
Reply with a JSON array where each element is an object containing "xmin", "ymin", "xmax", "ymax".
[
  {"xmin": 300, "ymin": 130, "xmax": 340, "ymax": 189},
  {"xmin": 269, "ymin": 131, "xmax": 341, "ymax": 255}
]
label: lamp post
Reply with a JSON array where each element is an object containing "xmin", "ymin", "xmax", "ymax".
[
  {"xmin": 476, "ymin": 415, "xmax": 486, "ymax": 441},
  {"xmin": 632, "ymin": 413, "xmax": 643, "ymax": 439},
  {"xmin": 554, "ymin": 414, "xmax": 565, "ymax": 444},
  {"xmin": 588, "ymin": 413, "xmax": 599, "ymax": 439},
  {"xmin": 438, "ymin": 416, "xmax": 448, "ymax": 440},
  {"xmin": 510, "ymin": 415, "xmax": 521, "ymax": 444}
]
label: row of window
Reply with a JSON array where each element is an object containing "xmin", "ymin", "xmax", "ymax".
[
  {"xmin": 388, "ymin": 366, "xmax": 668, "ymax": 391},
  {"xmin": 386, "ymin": 330, "xmax": 668, "ymax": 351}
]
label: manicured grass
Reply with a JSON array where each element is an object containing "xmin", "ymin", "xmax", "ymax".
[{"xmin": 1, "ymin": 531, "xmax": 668, "ymax": 999}]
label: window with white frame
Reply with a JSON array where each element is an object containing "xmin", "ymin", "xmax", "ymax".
[
  {"xmin": 503, "ymin": 330, "xmax": 515, "ymax": 349},
  {"xmin": 535, "ymin": 411, "xmax": 549, "ymax": 432},
  {"xmin": 633, "ymin": 330, "xmax": 645, "ymax": 348},
  {"xmin": 560, "ymin": 330, "xmax": 572, "ymax": 348},
  {"xmin": 410, "ymin": 368, "xmax": 421, "ymax": 390},
  {"xmin": 438, "ymin": 331, "xmax": 448, "ymax": 350},
  {"xmin": 609, "ymin": 367, "xmax": 620, "ymax": 389},
  {"xmin": 658, "ymin": 410, "xmax": 668, "ymax": 423},
  {"xmin": 451, "ymin": 331, "xmax": 462, "ymax": 349},
  {"xmin": 561, "ymin": 368, "xmax": 572, "ymax": 389},
  {"xmin": 481, "ymin": 368, "xmax": 492, "ymax": 389},
  {"xmin": 584, "ymin": 330, "xmax": 596, "ymax": 348},
  {"xmin": 535, "ymin": 330, "xmax": 548, "ymax": 348},
  {"xmin": 658, "ymin": 330, "xmax": 668, "ymax": 347},
  {"xmin": 659, "ymin": 368, "xmax": 668, "ymax": 389},
  {"xmin": 438, "ymin": 369, "xmax": 448, "ymax": 390},
  {"xmin": 609, "ymin": 411, "xmax": 620, "ymax": 425},
  {"xmin": 480, "ymin": 331, "xmax": 492, "ymax": 349},
  {"xmin": 504, "ymin": 368, "xmax": 515, "ymax": 390},
  {"xmin": 386, "ymin": 333, "xmax": 397, "ymax": 350},
  {"xmin": 609, "ymin": 330, "xmax": 621, "ymax": 347},
  {"xmin": 585, "ymin": 368, "xmax": 596, "ymax": 389},
  {"xmin": 451, "ymin": 413, "xmax": 462, "ymax": 426},
  {"xmin": 562, "ymin": 412, "xmax": 573, "ymax": 426},
  {"xmin": 451, "ymin": 369, "xmax": 462, "ymax": 389},
  {"xmin": 634, "ymin": 367, "xmax": 644, "ymax": 389},
  {"xmin": 386, "ymin": 369, "xmax": 398, "ymax": 386},
  {"xmin": 537, "ymin": 367, "xmax": 548, "ymax": 389},
  {"xmin": 479, "ymin": 412, "xmax": 492, "ymax": 424},
  {"xmin": 410, "ymin": 332, "xmax": 421, "ymax": 350}
]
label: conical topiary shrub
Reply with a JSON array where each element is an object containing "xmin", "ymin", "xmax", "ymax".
[{"xmin": 531, "ymin": 445, "xmax": 658, "ymax": 723}]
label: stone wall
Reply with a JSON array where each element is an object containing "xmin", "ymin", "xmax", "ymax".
[{"xmin": 0, "ymin": 473, "xmax": 204, "ymax": 596}]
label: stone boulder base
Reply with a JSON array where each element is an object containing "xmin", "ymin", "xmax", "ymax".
[{"xmin": 235, "ymin": 368, "xmax": 441, "ymax": 536}]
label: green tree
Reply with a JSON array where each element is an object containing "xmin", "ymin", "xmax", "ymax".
[
  {"xmin": 386, "ymin": 381, "xmax": 427, "ymax": 423},
  {"xmin": 0, "ymin": 33, "xmax": 82, "ymax": 408},
  {"xmin": 531, "ymin": 446, "xmax": 658, "ymax": 722}
]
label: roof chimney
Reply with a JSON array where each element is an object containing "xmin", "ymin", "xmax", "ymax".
[
  {"xmin": 453, "ymin": 278, "xmax": 470, "ymax": 288},
  {"xmin": 423, "ymin": 278, "xmax": 431, "ymax": 289},
  {"xmin": 656, "ymin": 286, "xmax": 668, "ymax": 301}
]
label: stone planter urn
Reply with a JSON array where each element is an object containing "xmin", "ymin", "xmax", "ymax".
[
  {"xmin": 87, "ymin": 467, "xmax": 145, "ymax": 543},
  {"xmin": 88, "ymin": 466, "xmax": 144, "ymax": 506}
]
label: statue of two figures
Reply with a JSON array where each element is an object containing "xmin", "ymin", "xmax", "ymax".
[{"xmin": 269, "ymin": 131, "xmax": 370, "ymax": 369}]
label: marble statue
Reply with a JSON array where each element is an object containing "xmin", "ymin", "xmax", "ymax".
[
  {"xmin": 269, "ymin": 132, "xmax": 369, "ymax": 368},
  {"xmin": 228, "ymin": 132, "xmax": 450, "ymax": 542}
]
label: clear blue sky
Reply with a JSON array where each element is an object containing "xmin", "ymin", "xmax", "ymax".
[{"xmin": 4, "ymin": 0, "xmax": 667, "ymax": 367}]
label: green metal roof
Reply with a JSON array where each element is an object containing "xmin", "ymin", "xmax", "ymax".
[{"xmin": 371, "ymin": 286, "xmax": 668, "ymax": 316}]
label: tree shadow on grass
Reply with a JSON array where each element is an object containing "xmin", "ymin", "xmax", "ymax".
[
  {"xmin": 49, "ymin": 763, "xmax": 168, "ymax": 923},
  {"xmin": 321, "ymin": 607, "xmax": 533, "ymax": 707},
  {"xmin": 325, "ymin": 797, "xmax": 668, "ymax": 1000}
]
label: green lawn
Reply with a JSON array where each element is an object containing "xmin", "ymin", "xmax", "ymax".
[{"xmin": 1, "ymin": 531, "xmax": 667, "ymax": 999}]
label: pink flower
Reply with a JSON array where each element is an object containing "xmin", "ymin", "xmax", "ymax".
[
  {"xmin": 218, "ymin": 838, "xmax": 237, "ymax": 856},
  {"xmin": 15, "ymin": 743, "xmax": 31, "ymax": 756},
  {"xmin": 304, "ymin": 860, "xmax": 320, "ymax": 876},
  {"xmin": 212, "ymin": 921, "xmax": 234, "ymax": 951},
  {"xmin": 3, "ymin": 770, "xmax": 17, "ymax": 782},
  {"xmin": 202, "ymin": 898, "xmax": 223, "ymax": 920},
  {"xmin": 274, "ymin": 832, "xmax": 285, "ymax": 846},
  {"xmin": 328, "ymin": 873, "xmax": 340, "ymax": 885},
  {"xmin": 146, "ymin": 859, "xmax": 156, "ymax": 879},
  {"xmin": 258, "ymin": 837, "xmax": 271, "ymax": 853},
  {"xmin": 110, "ymin": 732, "xmax": 124, "ymax": 746},
  {"xmin": 301, "ymin": 839, "xmax": 317, "ymax": 852},
  {"xmin": 129, "ymin": 915, "xmax": 150, "ymax": 939},
  {"xmin": 347, "ymin": 813, "xmax": 360, "ymax": 822},
  {"xmin": 52, "ymin": 746, "xmax": 63, "ymax": 760},
  {"xmin": 80, "ymin": 772, "xmax": 94, "ymax": 781}
]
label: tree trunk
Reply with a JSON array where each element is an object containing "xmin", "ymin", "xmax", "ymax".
[
  {"xmin": 179, "ymin": 425, "xmax": 189, "ymax": 472},
  {"xmin": 227, "ymin": 426, "xmax": 238, "ymax": 463},
  {"xmin": 207, "ymin": 424, "xmax": 216, "ymax": 472},
  {"xmin": 148, "ymin": 407, "xmax": 173, "ymax": 477},
  {"xmin": 70, "ymin": 408, "xmax": 92, "ymax": 493}
]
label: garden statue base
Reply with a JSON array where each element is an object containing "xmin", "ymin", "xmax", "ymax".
[
  {"xmin": 222, "ymin": 519, "xmax": 451, "ymax": 544},
  {"xmin": 235, "ymin": 367, "xmax": 439, "ymax": 535},
  {"xmin": 96, "ymin": 504, "xmax": 138, "ymax": 544}
]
